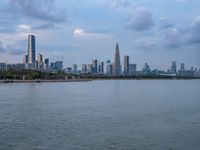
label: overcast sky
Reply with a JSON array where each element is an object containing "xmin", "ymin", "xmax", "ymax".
[{"xmin": 0, "ymin": 0, "xmax": 200, "ymax": 70}]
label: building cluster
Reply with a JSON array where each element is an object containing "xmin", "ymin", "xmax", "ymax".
[
  {"xmin": 0, "ymin": 35, "xmax": 200, "ymax": 78},
  {"xmin": 168, "ymin": 61, "xmax": 200, "ymax": 77},
  {"xmin": 64, "ymin": 43, "xmax": 200, "ymax": 78},
  {"xmin": 0, "ymin": 35, "xmax": 63, "ymax": 72},
  {"xmin": 64, "ymin": 43, "xmax": 137, "ymax": 76}
]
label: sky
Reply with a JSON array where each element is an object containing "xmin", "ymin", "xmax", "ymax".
[{"xmin": 0, "ymin": 0, "xmax": 200, "ymax": 70}]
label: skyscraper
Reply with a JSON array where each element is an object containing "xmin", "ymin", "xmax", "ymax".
[
  {"xmin": 107, "ymin": 64, "xmax": 113, "ymax": 75},
  {"xmin": 87, "ymin": 64, "xmax": 93, "ymax": 73},
  {"xmin": 37, "ymin": 54, "xmax": 43, "ymax": 70},
  {"xmin": 37, "ymin": 54, "xmax": 43, "ymax": 63},
  {"xmin": 171, "ymin": 61, "xmax": 177, "ymax": 74},
  {"xmin": 44, "ymin": 58, "xmax": 49, "ymax": 70},
  {"xmin": 92, "ymin": 59, "xmax": 98, "ymax": 74},
  {"xmin": 100, "ymin": 62, "xmax": 104, "ymax": 74},
  {"xmin": 28, "ymin": 35, "xmax": 36, "ymax": 68},
  {"xmin": 179, "ymin": 63, "xmax": 185, "ymax": 76},
  {"xmin": 106, "ymin": 60, "xmax": 112, "ymax": 75},
  {"xmin": 55, "ymin": 61, "xmax": 63, "ymax": 70},
  {"xmin": 180, "ymin": 63, "xmax": 185, "ymax": 71},
  {"xmin": 124, "ymin": 55, "xmax": 129, "ymax": 76},
  {"xmin": 129, "ymin": 64, "xmax": 137, "ymax": 76},
  {"xmin": 72, "ymin": 64, "xmax": 77, "ymax": 73},
  {"xmin": 113, "ymin": 42, "xmax": 121, "ymax": 76},
  {"xmin": 0, "ymin": 63, "xmax": 7, "ymax": 71},
  {"xmin": 143, "ymin": 63, "xmax": 150, "ymax": 75},
  {"xmin": 82, "ymin": 64, "xmax": 87, "ymax": 73},
  {"xmin": 23, "ymin": 55, "xmax": 28, "ymax": 64}
]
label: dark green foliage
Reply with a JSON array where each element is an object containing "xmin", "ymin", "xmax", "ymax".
[
  {"xmin": 0, "ymin": 70, "xmax": 67, "ymax": 80},
  {"xmin": 0, "ymin": 70, "xmax": 199, "ymax": 80}
]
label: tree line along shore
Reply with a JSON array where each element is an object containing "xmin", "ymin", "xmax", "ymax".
[{"xmin": 0, "ymin": 70, "xmax": 199, "ymax": 82}]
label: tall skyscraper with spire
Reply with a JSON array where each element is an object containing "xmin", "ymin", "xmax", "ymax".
[
  {"xmin": 28, "ymin": 35, "xmax": 36, "ymax": 68},
  {"xmin": 113, "ymin": 42, "xmax": 121, "ymax": 76}
]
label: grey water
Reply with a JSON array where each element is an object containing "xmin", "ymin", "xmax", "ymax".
[{"xmin": 0, "ymin": 80, "xmax": 200, "ymax": 150}]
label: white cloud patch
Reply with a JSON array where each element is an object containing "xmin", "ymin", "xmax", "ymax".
[
  {"xmin": 73, "ymin": 28, "xmax": 112, "ymax": 39},
  {"xmin": 73, "ymin": 28, "xmax": 85, "ymax": 37},
  {"xmin": 16, "ymin": 24, "xmax": 32, "ymax": 30}
]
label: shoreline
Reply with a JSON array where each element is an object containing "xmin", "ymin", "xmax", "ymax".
[
  {"xmin": 0, "ymin": 79, "xmax": 91, "ymax": 83},
  {"xmin": 0, "ymin": 78, "xmax": 199, "ymax": 83}
]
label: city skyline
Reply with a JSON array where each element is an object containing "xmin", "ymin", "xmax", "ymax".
[
  {"xmin": 0, "ymin": 34, "xmax": 199, "ymax": 75},
  {"xmin": 0, "ymin": 0, "xmax": 200, "ymax": 70},
  {"xmin": 1, "ymin": 34, "xmax": 199, "ymax": 79}
]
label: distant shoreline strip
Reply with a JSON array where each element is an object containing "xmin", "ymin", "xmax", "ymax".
[{"xmin": 0, "ymin": 79, "xmax": 91, "ymax": 83}]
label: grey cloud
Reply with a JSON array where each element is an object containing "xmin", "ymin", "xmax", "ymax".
[
  {"xmin": 0, "ymin": 41, "xmax": 26, "ymax": 55},
  {"xmin": 0, "ymin": 0, "xmax": 67, "ymax": 30},
  {"xmin": 135, "ymin": 29, "xmax": 181, "ymax": 51},
  {"xmin": 7, "ymin": 44, "xmax": 26, "ymax": 55},
  {"xmin": 8, "ymin": 49, "xmax": 26, "ymax": 55},
  {"xmin": 161, "ymin": 16, "xmax": 200, "ymax": 49},
  {"xmin": 0, "ymin": 41, "xmax": 6, "ymax": 52},
  {"xmin": 189, "ymin": 17, "xmax": 200, "ymax": 44},
  {"xmin": 136, "ymin": 15, "xmax": 200, "ymax": 51},
  {"xmin": 9, "ymin": 0, "xmax": 67, "ymax": 23},
  {"xmin": 51, "ymin": 55, "xmax": 64, "ymax": 61},
  {"xmin": 34, "ymin": 23, "xmax": 55, "ymax": 29},
  {"xmin": 127, "ymin": 7, "xmax": 154, "ymax": 31},
  {"xmin": 160, "ymin": 27, "xmax": 183, "ymax": 48},
  {"xmin": 106, "ymin": 0, "xmax": 132, "ymax": 9},
  {"xmin": 159, "ymin": 18, "xmax": 174, "ymax": 29},
  {"xmin": 106, "ymin": 1, "xmax": 154, "ymax": 31},
  {"xmin": 0, "ymin": 19, "xmax": 17, "ymax": 33}
]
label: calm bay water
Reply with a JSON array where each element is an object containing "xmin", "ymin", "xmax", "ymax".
[{"xmin": 0, "ymin": 80, "xmax": 200, "ymax": 150}]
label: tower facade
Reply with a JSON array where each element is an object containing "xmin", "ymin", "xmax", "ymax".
[
  {"xmin": 171, "ymin": 61, "xmax": 177, "ymax": 74},
  {"xmin": 28, "ymin": 35, "xmax": 36, "ymax": 67},
  {"xmin": 113, "ymin": 42, "xmax": 121, "ymax": 76},
  {"xmin": 92, "ymin": 59, "xmax": 98, "ymax": 74},
  {"xmin": 180, "ymin": 63, "xmax": 185, "ymax": 71},
  {"xmin": 37, "ymin": 54, "xmax": 44, "ymax": 70},
  {"xmin": 124, "ymin": 55, "xmax": 129, "ymax": 76}
]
